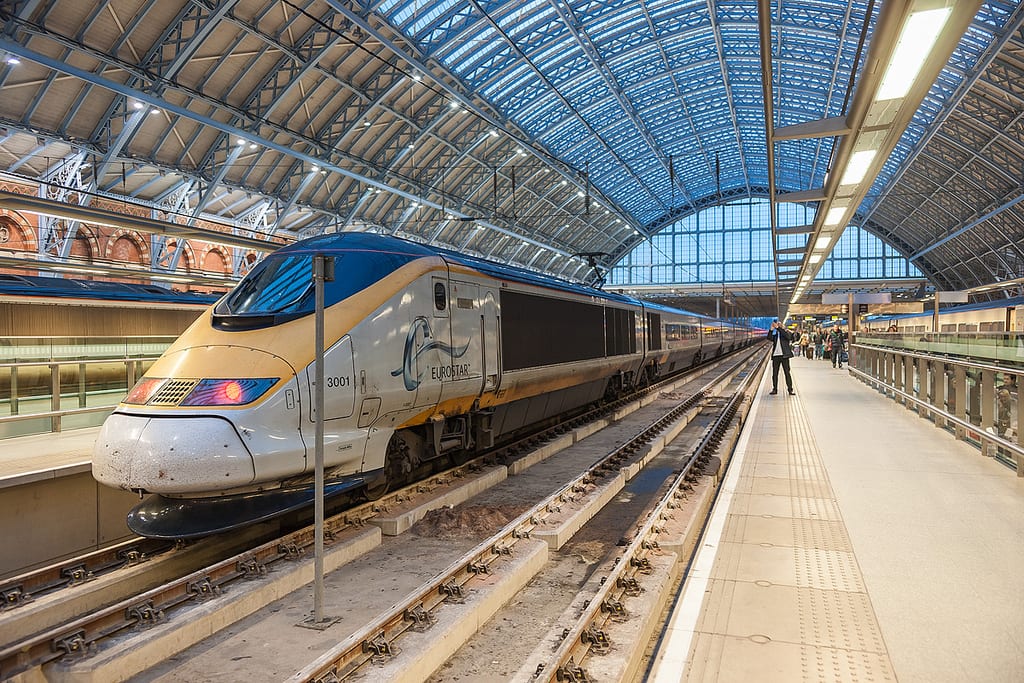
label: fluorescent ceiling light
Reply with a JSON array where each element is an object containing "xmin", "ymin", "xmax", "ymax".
[
  {"xmin": 876, "ymin": 7, "xmax": 953, "ymax": 101},
  {"xmin": 815, "ymin": 237, "xmax": 831, "ymax": 249},
  {"xmin": 824, "ymin": 207, "xmax": 846, "ymax": 226},
  {"xmin": 840, "ymin": 149, "xmax": 877, "ymax": 185},
  {"xmin": 809, "ymin": 254, "xmax": 822, "ymax": 263}
]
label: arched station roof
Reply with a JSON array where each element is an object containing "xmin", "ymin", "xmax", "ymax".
[{"xmin": 0, "ymin": 1, "xmax": 1021, "ymax": 312}]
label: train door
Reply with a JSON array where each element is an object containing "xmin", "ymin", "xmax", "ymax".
[
  {"xmin": 437, "ymin": 280, "xmax": 483, "ymax": 403},
  {"xmin": 410, "ymin": 276, "xmax": 449, "ymax": 408},
  {"xmin": 303, "ymin": 336, "xmax": 357, "ymax": 422},
  {"xmin": 481, "ymin": 288, "xmax": 500, "ymax": 393},
  {"xmin": 300, "ymin": 335, "xmax": 364, "ymax": 468}
]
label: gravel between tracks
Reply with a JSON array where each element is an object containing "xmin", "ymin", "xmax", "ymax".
[{"xmin": 424, "ymin": 414, "xmax": 716, "ymax": 683}]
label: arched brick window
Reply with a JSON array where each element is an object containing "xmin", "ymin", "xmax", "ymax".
[
  {"xmin": 70, "ymin": 227, "xmax": 96, "ymax": 261},
  {"xmin": 202, "ymin": 247, "xmax": 230, "ymax": 275},
  {"xmin": 108, "ymin": 232, "xmax": 146, "ymax": 265},
  {"xmin": 0, "ymin": 213, "xmax": 33, "ymax": 251}
]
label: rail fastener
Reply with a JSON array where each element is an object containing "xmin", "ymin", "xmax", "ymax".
[
  {"xmin": 403, "ymin": 604, "xmax": 434, "ymax": 631},
  {"xmin": 438, "ymin": 580, "xmax": 465, "ymax": 602},
  {"xmin": 361, "ymin": 633, "xmax": 395, "ymax": 662},
  {"xmin": 600, "ymin": 598, "xmax": 627, "ymax": 621},
  {"xmin": 125, "ymin": 600, "xmax": 164, "ymax": 627},
  {"xmin": 1, "ymin": 585, "xmax": 30, "ymax": 608},
  {"xmin": 554, "ymin": 656, "xmax": 589, "ymax": 682},
  {"xmin": 60, "ymin": 565, "xmax": 95, "ymax": 587}
]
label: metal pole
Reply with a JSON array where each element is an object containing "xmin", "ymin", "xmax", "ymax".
[{"xmin": 313, "ymin": 254, "xmax": 326, "ymax": 623}]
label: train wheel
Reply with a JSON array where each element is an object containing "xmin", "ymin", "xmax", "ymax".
[{"xmin": 364, "ymin": 432, "xmax": 416, "ymax": 500}]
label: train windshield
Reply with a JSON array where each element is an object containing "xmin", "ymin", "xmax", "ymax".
[
  {"xmin": 215, "ymin": 248, "xmax": 421, "ymax": 324},
  {"xmin": 222, "ymin": 254, "xmax": 314, "ymax": 315}
]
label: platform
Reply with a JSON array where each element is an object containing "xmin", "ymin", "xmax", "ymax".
[
  {"xmin": 650, "ymin": 353, "xmax": 1024, "ymax": 681},
  {"xmin": 0, "ymin": 426, "xmax": 98, "ymax": 488},
  {"xmin": 0, "ymin": 426, "xmax": 137, "ymax": 578}
]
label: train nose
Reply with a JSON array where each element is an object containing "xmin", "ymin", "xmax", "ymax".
[{"xmin": 92, "ymin": 413, "xmax": 256, "ymax": 493}]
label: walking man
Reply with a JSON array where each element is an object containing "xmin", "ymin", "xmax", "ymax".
[{"xmin": 766, "ymin": 320, "xmax": 795, "ymax": 395}]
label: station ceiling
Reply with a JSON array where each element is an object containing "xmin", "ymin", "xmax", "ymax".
[{"xmin": 0, "ymin": 1, "xmax": 1022, "ymax": 317}]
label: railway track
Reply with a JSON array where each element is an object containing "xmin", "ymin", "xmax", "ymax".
[
  {"xmin": 0, "ymin": 347, "xmax": 764, "ymax": 681},
  {"xmin": 302, "ymin": 349, "xmax": 764, "ymax": 682}
]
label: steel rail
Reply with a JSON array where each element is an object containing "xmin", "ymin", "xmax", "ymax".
[
  {"xmin": 0, "ymin": 538, "xmax": 172, "ymax": 612},
  {"xmin": 290, "ymin": 350, "xmax": 763, "ymax": 682},
  {"xmin": 544, "ymin": 351, "xmax": 765, "ymax": 681}
]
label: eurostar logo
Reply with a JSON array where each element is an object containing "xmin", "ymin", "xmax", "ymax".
[{"xmin": 391, "ymin": 316, "xmax": 470, "ymax": 390}]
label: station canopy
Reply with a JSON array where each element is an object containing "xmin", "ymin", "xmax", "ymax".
[{"xmin": 0, "ymin": 1, "xmax": 1022, "ymax": 316}]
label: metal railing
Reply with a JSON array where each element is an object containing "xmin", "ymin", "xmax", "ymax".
[
  {"xmin": 850, "ymin": 338, "xmax": 1024, "ymax": 476},
  {"xmin": 857, "ymin": 331, "xmax": 1024, "ymax": 368},
  {"xmin": 0, "ymin": 336, "xmax": 176, "ymax": 438}
]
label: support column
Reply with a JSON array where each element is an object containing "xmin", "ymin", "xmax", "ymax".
[
  {"xmin": 917, "ymin": 356, "xmax": 929, "ymax": 417},
  {"xmin": 953, "ymin": 365, "xmax": 967, "ymax": 440},
  {"xmin": 50, "ymin": 363, "xmax": 61, "ymax": 433},
  {"xmin": 894, "ymin": 354, "xmax": 904, "ymax": 403},
  {"xmin": 10, "ymin": 366, "xmax": 18, "ymax": 415},
  {"xmin": 968, "ymin": 370, "xmax": 981, "ymax": 429},
  {"xmin": 1016, "ymin": 377, "xmax": 1024, "ymax": 477},
  {"xmin": 981, "ymin": 370, "xmax": 995, "ymax": 442},
  {"xmin": 904, "ymin": 354, "xmax": 914, "ymax": 411},
  {"xmin": 78, "ymin": 362, "xmax": 87, "ymax": 408},
  {"xmin": 933, "ymin": 363, "xmax": 947, "ymax": 429}
]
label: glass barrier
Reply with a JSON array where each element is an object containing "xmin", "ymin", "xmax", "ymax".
[
  {"xmin": 0, "ymin": 336, "xmax": 175, "ymax": 438},
  {"xmin": 0, "ymin": 336, "xmax": 175, "ymax": 363},
  {"xmin": 857, "ymin": 331, "xmax": 1024, "ymax": 367}
]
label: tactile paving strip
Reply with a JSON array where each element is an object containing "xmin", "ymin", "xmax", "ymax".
[{"xmin": 682, "ymin": 386, "xmax": 896, "ymax": 682}]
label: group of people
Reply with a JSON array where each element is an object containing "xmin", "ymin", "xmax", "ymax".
[
  {"xmin": 766, "ymin": 321, "xmax": 848, "ymax": 396},
  {"xmin": 797, "ymin": 326, "xmax": 847, "ymax": 368}
]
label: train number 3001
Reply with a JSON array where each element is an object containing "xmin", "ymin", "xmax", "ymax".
[{"xmin": 325, "ymin": 376, "xmax": 351, "ymax": 388}]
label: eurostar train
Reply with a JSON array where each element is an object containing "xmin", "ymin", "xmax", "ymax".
[{"xmin": 92, "ymin": 232, "xmax": 760, "ymax": 538}]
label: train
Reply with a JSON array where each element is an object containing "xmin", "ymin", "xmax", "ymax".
[
  {"xmin": 0, "ymin": 272, "xmax": 222, "ymax": 307},
  {"xmin": 90, "ymin": 232, "xmax": 761, "ymax": 538},
  {"xmin": 0, "ymin": 271, "xmax": 220, "ymax": 337},
  {"xmin": 862, "ymin": 296, "xmax": 1024, "ymax": 333}
]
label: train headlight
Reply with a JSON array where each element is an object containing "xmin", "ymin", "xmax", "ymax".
[
  {"xmin": 124, "ymin": 377, "xmax": 165, "ymax": 405},
  {"xmin": 180, "ymin": 378, "xmax": 278, "ymax": 406}
]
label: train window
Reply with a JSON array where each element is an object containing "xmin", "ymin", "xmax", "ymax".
[
  {"xmin": 435, "ymin": 282, "xmax": 447, "ymax": 311},
  {"xmin": 647, "ymin": 313, "xmax": 662, "ymax": 350}
]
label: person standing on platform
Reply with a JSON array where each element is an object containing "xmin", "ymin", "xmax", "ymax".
[
  {"xmin": 799, "ymin": 330, "xmax": 811, "ymax": 359},
  {"xmin": 766, "ymin": 320, "xmax": 795, "ymax": 395},
  {"xmin": 830, "ymin": 326, "xmax": 847, "ymax": 369}
]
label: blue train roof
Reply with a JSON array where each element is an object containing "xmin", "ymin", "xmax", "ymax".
[
  {"xmin": 864, "ymin": 295, "xmax": 1024, "ymax": 321},
  {"xmin": 641, "ymin": 300, "xmax": 709, "ymax": 320},
  {"xmin": 0, "ymin": 273, "xmax": 221, "ymax": 305},
  {"xmin": 280, "ymin": 231, "xmax": 639, "ymax": 305},
  {"xmin": 278, "ymin": 232, "xmax": 754, "ymax": 327}
]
